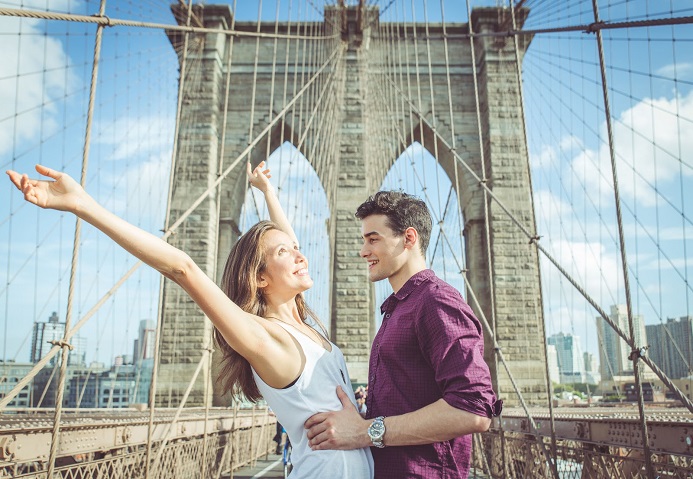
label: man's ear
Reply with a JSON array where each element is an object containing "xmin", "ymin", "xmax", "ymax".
[{"xmin": 403, "ymin": 227, "xmax": 419, "ymax": 250}]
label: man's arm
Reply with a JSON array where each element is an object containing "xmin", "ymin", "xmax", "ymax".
[{"xmin": 304, "ymin": 387, "xmax": 491, "ymax": 450}]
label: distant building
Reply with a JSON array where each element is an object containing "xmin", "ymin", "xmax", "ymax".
[
  {"xmin": 646, "ymin": 316, "xmax": 693, "ymax": 380},
  {"xmin": 32, "ymin": 364, "xmax": 95, "ymax": 407},
  {"xmin": 66, "ymin": 364, "xmax": 108, "ymax": 408},
  {"xmin": 623, "ymin": 382, "xmax": 664, "ymax": 402},
  {"xmin": 31, "ymin": 311, "xmax": 87, "ymax": 367},
  {"xmin": 583, "ymin": 352, "xmax": 600, "ymax": 385},
  {"xmin": 597, "ymin": 305, "xmax": 646, "ymax": 380},
  {"xmin": 546, "ymin": 344, "xmax": 560, "ymax": 384},
  {"xmin": 0, "ymin": 360, "xmax": 34, "ymax": 407},
  {"xmin": 547, "ymin": 332, "xmax": 585, "ymax": 383},
  {"xmin": 133, "ymin": 319, "xmax": 156, "ymax": 363},
  {"xmin": 98, "ymin": 360, "xmax": 153, "ymax": 407}
]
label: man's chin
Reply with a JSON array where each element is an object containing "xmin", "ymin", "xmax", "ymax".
[{"xmin": 368, "ymin": 271, "xmax": 385, "ymax": 283}]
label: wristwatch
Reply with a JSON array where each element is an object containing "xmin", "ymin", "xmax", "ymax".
[{"xmin": 367, "ymin": 416, "xmax": 386, "ymax": 448}]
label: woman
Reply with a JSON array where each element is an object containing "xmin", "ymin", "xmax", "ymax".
[{"xmin": 6, "ymin": 162, "xmax": 374, "ymax": 479}]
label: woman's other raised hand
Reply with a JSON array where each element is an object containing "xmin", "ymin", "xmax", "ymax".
[{"xmin": 247, "ymin": 161, "xmax": 274, "ymax": 194}]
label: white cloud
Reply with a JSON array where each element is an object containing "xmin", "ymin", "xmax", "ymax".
[
  {"xmin": 531, "ymin": 144, "xmax": 557, "ymax": 170},
  {"xmin": 95, "ymin": 115, "xmax": 175, "ymax": 163},
  {"xmin": 0, "ymin": 1, "xmax": 81, "ymax": 158},
  {"xmin": 657, "ymin": 62, "xmax": 693, "ymax": 79},
  {"xmin": 573, "ymin": 91, "xmax": 693, "ymax": 207}
]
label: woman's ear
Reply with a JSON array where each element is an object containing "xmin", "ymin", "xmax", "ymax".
[{"xmin": 257, "ymin": 275, "xmax": 268, "ymax": 288}]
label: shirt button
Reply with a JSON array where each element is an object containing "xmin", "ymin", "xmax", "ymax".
[{"xmin": 385, "ymin": 314, "xmax": 391, "ymax": 318}]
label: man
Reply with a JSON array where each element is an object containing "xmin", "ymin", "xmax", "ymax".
[{"xmin": 305, "ymin": 191, "xmax": 502, "ymax": 478}]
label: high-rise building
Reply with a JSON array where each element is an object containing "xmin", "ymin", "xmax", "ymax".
[
  {"xmin": 646, "ymin": 316, "xmax": 693, "ymax": 380},
  {"xmin": 0, "ymin": 360, "xmax": 33, "ymax": 407},
  {"xmin": 547, "ymin": 332, "xmax": 585, "ymax": 383},
  {"xmin": 546, "ymin": 344, "xmax": 560, "ymax": 384},
  {"xmin": 98, "ymin": 360, "xmax": 153, "ymax": 407},
  {"xmin": 133, "ymin": 319, "xmax": 156, "ymax": 363},
  {"xmin": 66, "ymin": 363, "xmax": 108, "ymax": 408},
  {"xmin": 597, "ymin": 305, "xmax": 647, "ymax": 380},
  {"xmin": 31, "ymin": 312, "xmax": 87, "ymax": 366},
  {"xmin": 583, "ymin": 351, "xmax": 600, "ymax": 385}
]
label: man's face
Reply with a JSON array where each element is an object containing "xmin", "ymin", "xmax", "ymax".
[{"xmin": 359, "ymin": 214, "xmax": 407, "ymax": 283}]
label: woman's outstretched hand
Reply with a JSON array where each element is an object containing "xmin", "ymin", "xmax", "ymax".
[
  {"xmin": 247, "ymin": 161, "xmax": 273, "ymax": 194},
  {"xmin": 6, "ymin": 165, "xmax": 85, "ymax": 213}
]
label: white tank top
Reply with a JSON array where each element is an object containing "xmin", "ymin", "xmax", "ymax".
[{"xmin": 252, "ymin": 321, "xmax": 374, "ymax": 479}]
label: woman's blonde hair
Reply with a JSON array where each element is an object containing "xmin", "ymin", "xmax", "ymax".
[{"xmin": 214, "ymin": 220, "xmax": 325, "ymax": 402}]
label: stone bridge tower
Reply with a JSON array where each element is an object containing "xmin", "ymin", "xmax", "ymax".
[{"xmin": 157, "ymin": 3, "xmax": 546, "ymax": 407}]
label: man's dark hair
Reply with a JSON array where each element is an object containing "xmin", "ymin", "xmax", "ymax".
[{"xmin": 355, "ymin": 190, "xmax": 432, "ymax": 255}]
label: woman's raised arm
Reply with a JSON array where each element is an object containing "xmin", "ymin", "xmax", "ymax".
[
  {"xmin": 247, "ymin": 161, "xmax": 299, "ymax": 246},
  {"xmin": 5, "ymin": 165, "xmax": 294, "ymax": 372}
]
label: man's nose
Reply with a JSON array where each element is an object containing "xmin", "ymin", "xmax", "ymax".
[{"xmin": 360, "ymin": 243, "xmax": 368, "ymax": 258}]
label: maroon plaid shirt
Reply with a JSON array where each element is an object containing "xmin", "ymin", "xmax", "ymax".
[{"xmin": 366, "ymin": 269, "xmax": 502, "ymax": 479}]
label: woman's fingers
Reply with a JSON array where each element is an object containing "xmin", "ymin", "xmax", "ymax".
[
  {"xmin": 6, "ymin": 170, "xmax": 22, "ymax": 190},
  {"xmin": 35, "ymin": 164, "xmax": 61, "ymax": 180}
]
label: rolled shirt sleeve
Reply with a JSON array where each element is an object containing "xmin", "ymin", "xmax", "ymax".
[{"xmin": 415, "ymin": 283, "xmax": 502, "ymax": 418}]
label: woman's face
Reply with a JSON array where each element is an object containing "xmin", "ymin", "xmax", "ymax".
[{"xmin": 260, "ymin": 229, "xmax": 313, "ymax": 297}]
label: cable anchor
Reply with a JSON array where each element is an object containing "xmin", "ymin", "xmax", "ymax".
[
  {"xmin": 628, "ymin": 345, "xmax": 649, "ymax": 361},
  {"xmin": 585, "ymin": 21, "xmax": 605, "ymax": 34},
  {"xmin": 48, "ymin": 339, "xmax": 74, "ymax": 351}
]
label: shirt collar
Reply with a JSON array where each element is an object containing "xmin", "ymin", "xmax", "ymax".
[{"xmin": 380, "ymin": 269, "xmax": 435, "ymax": 314}]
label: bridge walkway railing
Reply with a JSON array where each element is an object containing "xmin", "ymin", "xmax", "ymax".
[{"xmin": 0, "ymin": 406, "xmax": 276, "ymax": 479}]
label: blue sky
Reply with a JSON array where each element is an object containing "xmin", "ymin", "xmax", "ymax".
[{"xmin": 1, "ymin": 0, "xmax": 692, "ymax": 376}]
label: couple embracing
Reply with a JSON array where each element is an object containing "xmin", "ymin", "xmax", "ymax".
[{"xmin": 7, "ymin": 161, "xmax": 501, "ymax": 479}]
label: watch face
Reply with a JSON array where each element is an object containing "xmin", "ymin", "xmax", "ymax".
[{"xmin": 369, "ymin": 421, "xmax": 385, "ymax": 438}]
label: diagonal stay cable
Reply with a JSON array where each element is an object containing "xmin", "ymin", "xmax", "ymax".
[
  {"xmin": 508, "ymin": 0, "xmax": 558, "ymax": 462},
  {"xmin": 0, "ymin": 39, "xmax": 343, "ymax": 412},
  {"xmin": 436, "ymin": 224, "xmax": 559, "ymax": 478},
  {"xmin": 45, "ymin": 0, "xmax": 108, "ymax": 475},
  {"xmin": 371, "ymin": 72, "xmax": 556, "ymax": 472},
  {"xmin": 381, "ymin": 72, "xmax": 693, "ymax": 414},
  {"xmin": 145, "ymin": 0, "xmax": 197, "ymax": 475},
  {"xmin": 149, "ymin": 339, "xmax": 212, "ymax": 478}
]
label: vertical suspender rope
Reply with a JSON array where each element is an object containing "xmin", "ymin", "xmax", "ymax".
[
  {"xmin": 46, "ymin": 0, "xmax": 107, "ymax": 476},
  {"xmin": 461, "ymin": 2, "xmax": 513, "ymax": 476},
  {"xmin": 439, "ymin": 0, "xmax": 493, "ymax": 469},
  {"xmin": 395, "ymin": 1, "xmax": 414, "ymax": 189},
  {"xmin": 402, "ymin": 4, "xmax": 417, "ymax": 192},
  {"xmin": 210, "ymin": 3, "xmax": 238, "ymax": 477},
  {"xmin": 438, "ymin": 2, "xmax": 464, "ymax": 295},
  {"xmin": 409, "ymin": 0, "xmax": 428, "ymax": 191},
  {"xmin": 201, "ymin": 2, "xmax": 240, "ymax": 474},
  {"xmin": 274, "ymin": 0, "xmax": 293, "ymax": 215},
  {"xmin": 385, "ymin": 19, "xmax": 399, "ymax": 170},
  {"xmin": 248, "ymin": 1, "xmax": 265, "ymax": 219},
  {"xmin": 421, "ymin": 0, "xmax": 443, "ymax": 215},
  {"xmin": 265, "ymin": 0, "xmax": 283, "ymax": 161},
  {"xmin": 507, "ymin": 0, "xmax": 558, "ymax": 465},
  {"xmin": 590, "ymin": 1, "xmax": 654, "ymax": 477},
  {"xmin": 145, "ymin": 0, "xmax": 195, "ymax": 475},
  {"xmin": 149, "ymin": 346, "xmax": 209, "ymax": 477},
  {"xmin": 376, "ymin": 68, "xmax": 556, "ymax": 478},
  {"xmin": 295, "ymin": 0, "xmax": 310, "ymax": 180},
  {"xmin": 281, "ymin": 0, "xmax": 304, "ymax": 203},
  {"xmin": 359, "ymin": 67, "xmax": 559, "ymax": 463}
]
